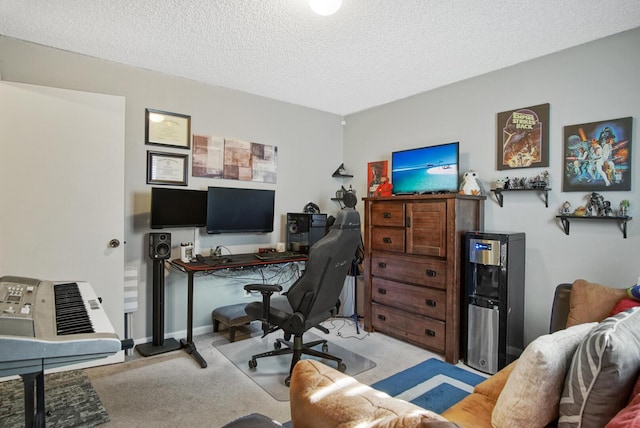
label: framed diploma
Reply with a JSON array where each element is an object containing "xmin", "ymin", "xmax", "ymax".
[
  {"xmin": 145, "ymin": 108, "xmax": 191, "ymax": 149},
  {"xmin": 147, "ymin": 151, "xmax": 188, "ymax": 186}
]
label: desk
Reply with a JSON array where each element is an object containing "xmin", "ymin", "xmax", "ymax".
[{"xmin": 169, "ymin": 252, "xmax": 308, "ymax": 368}]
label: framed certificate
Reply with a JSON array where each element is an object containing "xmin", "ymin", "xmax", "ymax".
[
  {"xmin": 147, "ymin": 151, "xmax": 188, "ymax": 186},
  {"xmin": 145, "ymin": 108, "xmax": 191, "ymax": 149}
]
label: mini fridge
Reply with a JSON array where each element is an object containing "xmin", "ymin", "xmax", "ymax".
[{"xmin": 463, "ymin": 232, "xmax": 525, "ymax": 374}]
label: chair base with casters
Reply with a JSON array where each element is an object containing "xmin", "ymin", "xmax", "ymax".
[{"xmin": 248, "ymin": 328, "xmax": 347, "ymax": 386}]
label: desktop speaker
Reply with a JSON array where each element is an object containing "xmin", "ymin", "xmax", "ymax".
[{"xmin": 149, "ymin": 232, "xmax": 171, "ymax": 260}]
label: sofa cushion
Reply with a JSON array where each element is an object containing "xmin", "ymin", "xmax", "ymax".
[
  {"xmin": 559, "ymin": 307, "xmax": 640, "ymax": 428},
  {"xmin": 566, "ymin": 279, "xmax": 627, "ymax": 328},
  {"xmin": 491, "ymin": 322, "xmax": 596, "ymax": 428},
  {"xmin": 289, "ymin": 359, "xmax": 455, "ymax": 428}
]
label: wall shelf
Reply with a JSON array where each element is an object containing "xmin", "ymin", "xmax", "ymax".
[
  {"xmin": 555, "ymin": 215, "xmax": 632, "ymax": 239},
  {"xmin": 491, "ymin": 188, "xmax": 551, "ymax": 207},
  {"xmin": 332, "ymin": 163, "xmax": 353, "ymax": 178}
]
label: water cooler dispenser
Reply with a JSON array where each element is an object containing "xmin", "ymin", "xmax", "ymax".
[{"xmin": 464, "ymin": 232, "xmax": 525, "ymax": 374}]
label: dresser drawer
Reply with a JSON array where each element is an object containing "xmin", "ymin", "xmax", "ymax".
[
  {"xmin": 370, "ymin": 227, "xmax": 405, "ymax": 252},
  {"xmin": 371, "ymin": 278, "xmax": 446, "ymax": 321},
  {"xmin": 371, "ymin": 202, "xmax": 405, "ymax": 227},
  {"xmin": 371, "ymin": 303, "xmax": 445, "ymax": 352},
  {"xmin": 371, "ymin": 253, "xmax": 447, "ymax": 289}
]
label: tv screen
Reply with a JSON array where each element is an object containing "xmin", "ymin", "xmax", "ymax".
[
  {"xmin": 150, "ymin": 187, "xmax": 208, "ymax": 229},
  {"xmin": 391, "ymin": 142, "xmax": 459, "ymax": 194},
  {"xmin": 206, "ymin": 187, "xmax": 275, "ymax": 234}
]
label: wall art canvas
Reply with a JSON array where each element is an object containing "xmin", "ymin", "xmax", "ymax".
[
  {"xmin": 192, "ymin": 135, "xmax": 277, "ymax": 183},
  {"xmin": 562, "ymin": 117, "xmax": 632, "ymax": 192},
  {"xmin": 497, "ymin": 103, "xmax": 549, "ymax": 170}
]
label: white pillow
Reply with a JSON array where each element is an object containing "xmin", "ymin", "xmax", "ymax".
[{"xmin": 491, "ymin": 322, "xmax": 597, "ymax": 428}]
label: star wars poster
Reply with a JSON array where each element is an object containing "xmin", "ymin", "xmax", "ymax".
[
  {"xmin": 562, "ymin": 117, "xmax": 632, "ymax": 192},
  {"xmin": 497, "ymin": 103, "xmax": 549, "ymax": 170}
]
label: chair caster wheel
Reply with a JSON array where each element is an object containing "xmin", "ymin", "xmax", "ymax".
[
  {"xmin": 337, "ymin": 363, "xmax": 346, "ymax": 372},
  {"xmin": 249, "ymin": 359, "xmax": 257, "ymax": 369},
  {"xmin": 274, "ymin": 341, "xmax": 282, "ymax": 350},
  {"xmin": 285, "ymin": 376, "xmax": 291, "ymax": 387},
  {"xmin": 322, "ymin": 343, "xmax": 329, "ymax": 352}
]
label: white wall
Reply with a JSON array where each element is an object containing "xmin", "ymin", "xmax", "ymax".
[
  {"xmin": 0, "ymin": 36, "xmax": 346, "ymax": 342},
  {"xmin": 344, "ymin": 28, "xmax": 640, "ymax": 345}
]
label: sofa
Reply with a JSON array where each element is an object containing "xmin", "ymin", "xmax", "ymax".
[{"xmin": 289, "ymin": 279, "xmax": 640, "ymax": 428}]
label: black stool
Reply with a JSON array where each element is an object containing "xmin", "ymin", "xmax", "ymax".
[{"xmin": 212, "ymin": 303, "xmax": 251, "ymax": 343}]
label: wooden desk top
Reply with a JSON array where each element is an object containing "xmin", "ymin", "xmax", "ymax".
[{"xmin": 170, "ymin": 252, "xmax": 308, "ymax": 272}]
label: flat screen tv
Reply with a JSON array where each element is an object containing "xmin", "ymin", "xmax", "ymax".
[
  {"xmin": 391, "ymin": 142, "xmax": 459, "ymax": 194},
  {"xmin": 150, "ymin": 187, "xmax": 208, "ymax": 229},
  {"xmin": 206, "ymin": 187, "xmax": 275, "ymax": 234}
]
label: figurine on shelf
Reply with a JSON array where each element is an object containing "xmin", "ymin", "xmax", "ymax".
[
  {"xmin": 602, "ymin": 200, "xmax": 613, "ymax": 216},
  {"xmin": 619, "ymin": 199, "xmax": 630, "ymax": 217},
  {"xmin": 459, "ymin": 170, "xmax": 486, "ymax": 195},
  {"xmin": 573, "ymin": 206, "xmax": 587, "ymax": 216},
  {"xmin": 585, "ymin": 192, "xmax": 605, "ymax": 216},
  {"xmin": 561, "ymin": 201, "xmax": 572, "ymax": 215},
  {"xmin": 374, "ymin": 176, "xmax": 393, "ymax": 197},
  {"xmin": 494, "ymin": 178, "xmax": 506, "ymax": 190}
]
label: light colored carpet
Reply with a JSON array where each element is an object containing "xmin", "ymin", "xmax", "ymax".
[
  {"xmin": 86, "ymin": 318, "xmax": 444, "ymax": 427},
  {"xmin": 214, "ymin": 330, "xmax": 376, "ymax": 401}
]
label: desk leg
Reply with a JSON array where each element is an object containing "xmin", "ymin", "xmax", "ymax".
[{"xmin": 181, "ymin": 271, "xmax": 208, "ymax": 368}]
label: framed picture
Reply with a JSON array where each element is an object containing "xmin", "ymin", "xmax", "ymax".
[
  {"xmin": 147, "ymin": 151, "xmax": 188, "ymax": 186},
  {"xmin": 562, "ymin": 117, "xmax": 632, "ymax": 192},
  {"xmin": 367, "ymin": 160, "xmax": 388, "ymax": 196},
  {"xmin": 145, "ymin": 108, "xmax": 191, "ymax": 149},
  {"xmin": 496, "ymin": 103, "xmax": 550, "ymax": 170}
]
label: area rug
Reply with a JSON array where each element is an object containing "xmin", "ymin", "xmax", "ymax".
[
  {"xmin": 372, "ymin": 358, "xmax": 487, "ymax": 413},
  {"xmin": 215, "ymin": 331, "xmax": 376, "ymax": 401},
  {"xmin": 0, "ymin": 370, "xmax": 109, "ymax": 427}
]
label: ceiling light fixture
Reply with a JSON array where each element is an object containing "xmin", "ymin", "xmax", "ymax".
[{"xmin": 309, "ymin": 0, "xmax": 342, "ymax": 16}]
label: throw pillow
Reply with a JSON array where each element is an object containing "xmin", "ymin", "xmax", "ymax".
[
  {"xmin": 610, "ymin": 298, "xmax": 640, "ymax": 316},
  {"xmin": 491, "ymin": 322, "xmax": 596, "ymax": 428},
  {"xmin": 605, "ymin": 393, "xmax": 640, "ymax": 428},
  {"xmin": 559, "ymin": 307, "xmax": 640, "ymax": 428},
  {"xmin": 565, "ymin": 279, "xmax": 627, "ymax": 328},
  {"xmin": 627, "ymin": 284, "xmax": 640, "ymax": 300}
]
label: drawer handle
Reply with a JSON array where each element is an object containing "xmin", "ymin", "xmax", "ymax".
[
  {"xmin": 383, "ymin": 212, "xmax": 392, "ymax": 218},
  {"xmin": 378, "ymin": 314, "xmax": 386, "ymax": 321},
  {"xmin": 382, "ymin": 237, "xmax": 392, "ymax": 244},
  {"xmin": 425, "ymin": 329, "xmax": 436, "ymax": 337},
  {"xmin": 378, "ymin": 288, "xmax": 387, "ymax": 295},
  {"xmin": 378, "ymin": 262, "xmax": 387, "ymax": 268},
  {"xmin": 425, "ymin": 299, "xmax": 436, "ymax": 307},
  {"xmin": 407, "ymin": 217, "xmax": 411, "ymax": 227},
  {"xmin": 425, "ymin": 269, "xmax": 437, "ymax": 277}
]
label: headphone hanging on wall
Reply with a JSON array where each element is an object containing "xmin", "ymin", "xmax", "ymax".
[{"xmin": 304, "ymin": 202, "xmax": 321, "ymax": 214}]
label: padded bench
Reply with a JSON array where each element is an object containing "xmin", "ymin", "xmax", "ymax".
[{"xmin": 212, "ymin": 303, "xmax": 251, "ymax": 343}]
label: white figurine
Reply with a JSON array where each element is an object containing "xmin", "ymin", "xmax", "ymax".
[{"xmin": 459, "ymin": 170, "xmax": 486, "ymax": 195}]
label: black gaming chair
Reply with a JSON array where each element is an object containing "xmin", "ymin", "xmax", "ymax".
[{"xmin": 244, "ymin": 208, "xmax": 361, "ymax": 386}]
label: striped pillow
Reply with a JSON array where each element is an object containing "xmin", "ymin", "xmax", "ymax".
[{"xmin": 559, "ymin": 307, "xmax": 640, "ymax": 428}]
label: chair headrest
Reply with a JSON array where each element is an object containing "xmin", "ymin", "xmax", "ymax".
[{"xmin": 331, "ymin": 208, "xmax": 360, "ymax": 230}]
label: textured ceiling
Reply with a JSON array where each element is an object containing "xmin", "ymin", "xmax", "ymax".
[{"xmin": 1, "ymin": 0, "xmax": 639, "ymax": 115}]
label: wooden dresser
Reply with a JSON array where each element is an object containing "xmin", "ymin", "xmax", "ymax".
[{"xmin": 363, "ymin": 194, "xmax": 485, "ymax": 363}]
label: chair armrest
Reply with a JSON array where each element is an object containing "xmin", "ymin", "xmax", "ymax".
[{"xmin": 244, "ymin": 284, "xmax": 283, "ymax": 293}]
